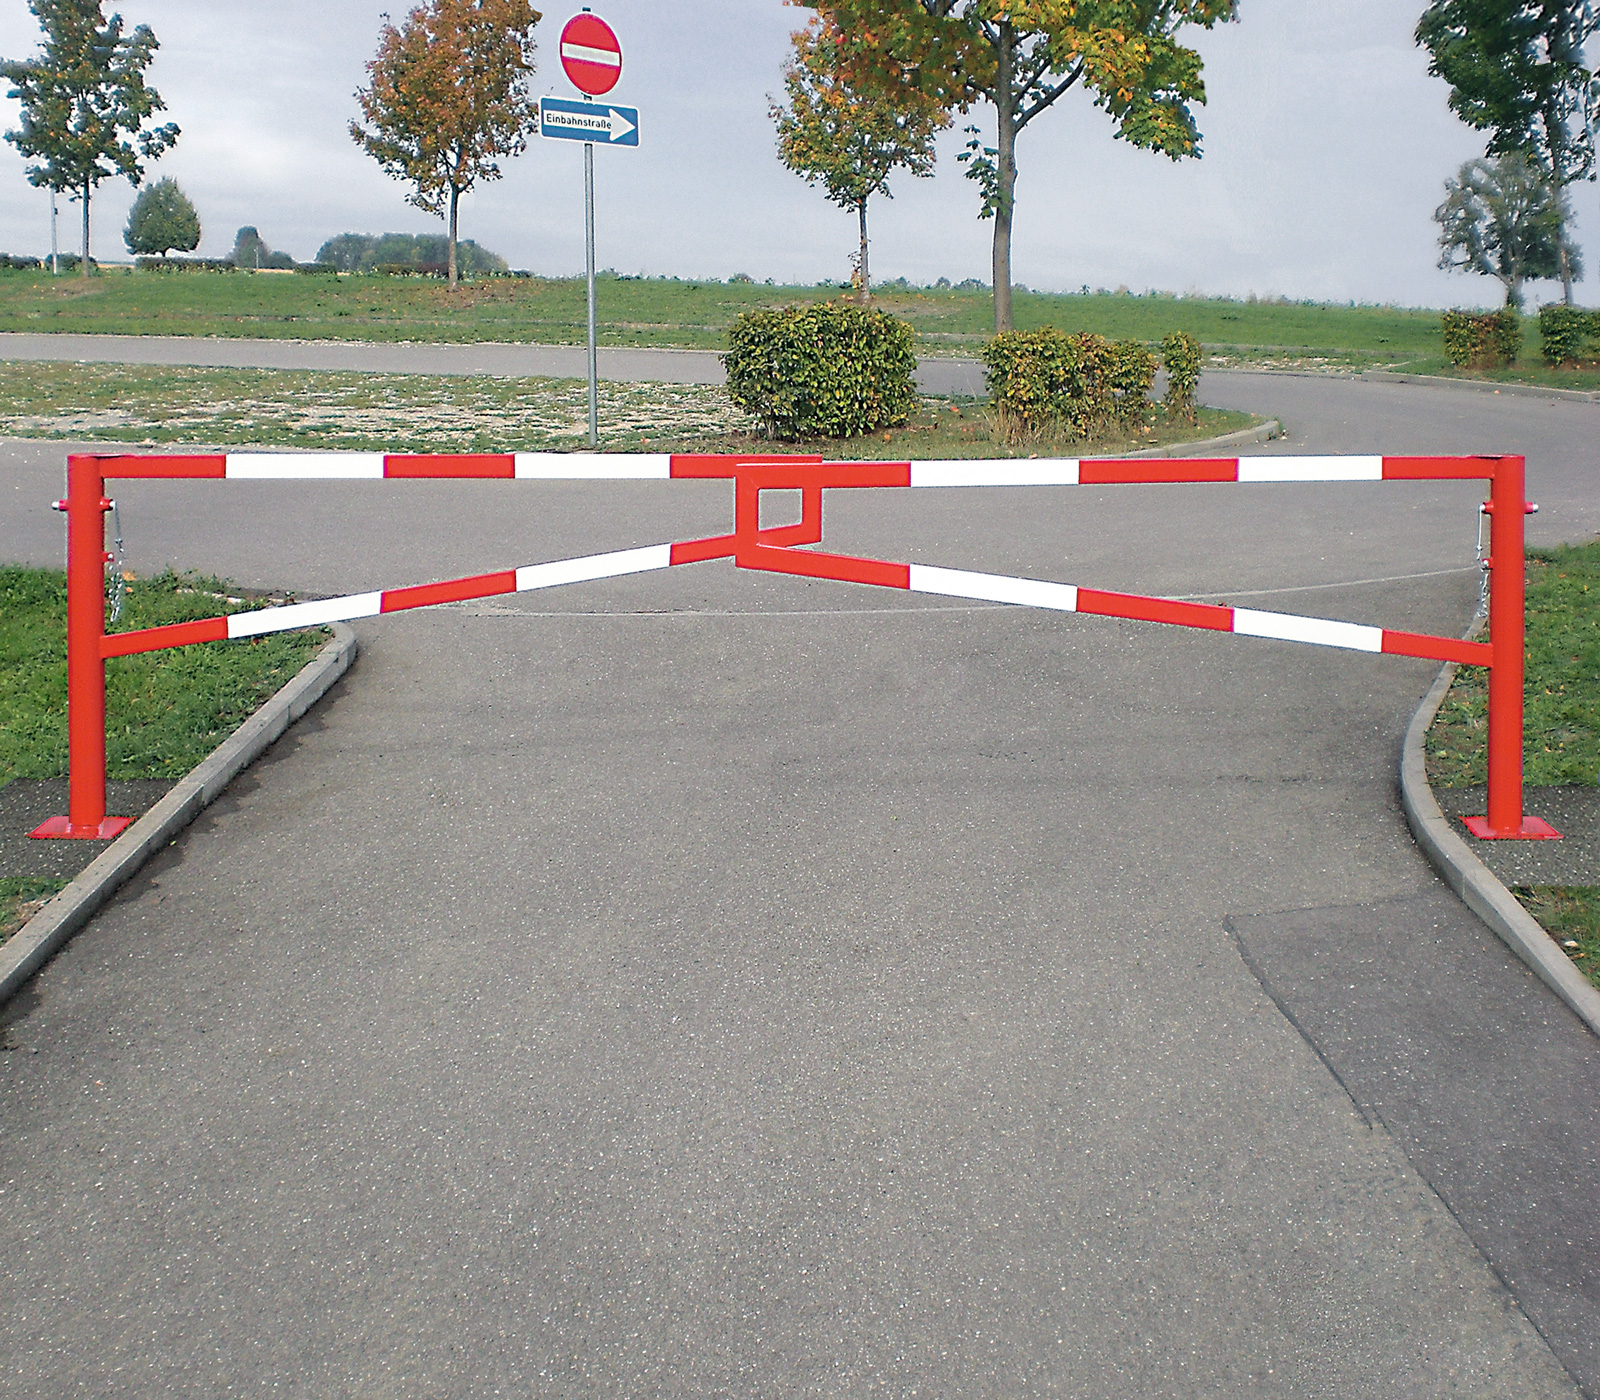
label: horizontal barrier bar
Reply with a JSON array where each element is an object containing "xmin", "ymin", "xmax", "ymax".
[{"xmin": 88, "ymin": 452, "xmax": 1509, "ymax": 483}]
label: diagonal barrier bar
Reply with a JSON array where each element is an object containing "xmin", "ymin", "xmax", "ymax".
[{"xmin": 36, "ymin": 450, "xmax": 1557, "ymax": 844}]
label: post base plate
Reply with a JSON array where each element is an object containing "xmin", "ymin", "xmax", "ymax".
[
  {"xmin": 1461, "ymin": 814, "xmax": 1564, "ymax": 841},
  {"xmin": 29, "ymin": 815, "xmax": 134, "ymax": 841}
]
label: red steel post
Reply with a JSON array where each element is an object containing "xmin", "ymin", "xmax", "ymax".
[
  {"xmin": 1467, "ymin": 454, "xmax": 1560, "ymax": 840},
  {"xmin": 30, "ymin": 456, "xmax": 131, "ymax": 840}
]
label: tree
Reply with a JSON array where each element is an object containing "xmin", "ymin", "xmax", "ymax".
[
  {"xmin": 812, "ymin": 0, "xmax": 1237, "ymax": 331},
  {"xmin": 771, "ymin": 15, "xmax": 949, "ymax": 303},
  {"xmin": 1435, "ymin": 151, "xmax": 1579, "ymax": 307},
  {"xmin": 351, "ymin": 0, "xmax": 541, "ymax": 287},
  {"xmin": 1417, "ymin": 0, "xmax": 1599, "ymax": 303},
  {"xmin": 1, "ymin": 0, "xmax": 179, "ymax": 278},
  {"xmin": 123, "ymin": 175, "xmax": 198, "ymax": 258}
]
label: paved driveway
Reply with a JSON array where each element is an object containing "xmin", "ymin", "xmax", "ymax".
[{"xmin": 1, "ymin": 375, "xmax": 1598, "ymax": 1397}]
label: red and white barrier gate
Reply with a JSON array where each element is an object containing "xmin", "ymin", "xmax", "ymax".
[{"xmin": 35, "ymin": 450, "xmax": 1560, "ymax": 843}]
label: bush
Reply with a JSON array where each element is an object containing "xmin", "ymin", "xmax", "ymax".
[
  {"xmin": 315, "ymin": 232, "xmax": 507, "ymax": 275},
  {"xmin": 0, "ymin": 254, "xmax": 42, "ymax": 270},
  {"xmin": 1539, "ymin": 305, "xmax": 1600, "ymax": 365},
  {"xmin": 723, "ymin": 301, "xmax": 917, "ymax": 440},
  {"xmin": 1161, "ymin": 331, "xmax": 1203, "ymax": 422},
  {"xmin": 980, "ymin": 328, "xmax": 1157, "ymax": 440},
  {"xmin": 1442, "ymin": 308, "xmax": 1522, "ymax": 368},
  {"xmin": 134, "ymin": 256, "xmax": 236, "ymax": 272}
]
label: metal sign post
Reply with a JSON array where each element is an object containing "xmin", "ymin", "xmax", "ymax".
[
  {"xmin": 585, "ymin": 141, "xmax": 597, "ymax": 445},
  {"xmin": 542, "ymin": 12, "xmax": 635, "ymax": 449}
]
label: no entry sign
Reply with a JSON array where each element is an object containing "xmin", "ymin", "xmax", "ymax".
[{"xmin": 560, "ymin": 13, "xmax": 622, "ymax": 96}]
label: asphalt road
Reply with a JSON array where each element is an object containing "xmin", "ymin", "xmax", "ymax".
[
  {"xmin": 1, "ymin": 374, "xmax": 1598, "ymax": 1397},
  {"xmin": 0, "ymin": 330, "xmax": 991, "ymax": 396}
]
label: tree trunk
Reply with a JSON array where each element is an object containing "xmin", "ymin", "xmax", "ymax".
[
  {"xmin": 80, "ymin": 182, "xmax": 91, "ymax": 278},
  {"xmin": 990, "ymin": 22, "xmax": 1018, "ymax": 333},
  {"xmin": 1559, "ymin": 244, "xmax": 1574, "ymax": 307},
  {"xmin": 447, "ymin": 185, "xmax": 460, "ymax": 287},
  {"xmin": 857, "ymin": 198, "xmax": 870, "ymax": 306}
]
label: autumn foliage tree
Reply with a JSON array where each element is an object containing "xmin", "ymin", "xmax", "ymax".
[
  {"xmin": 771, "ymin": 15, "xmax": 950, "ymax": 303},
  {"xmin": 814, "ymin": 0, "xmax": 1238, "ymax": 331},
  {"xmin": 351, "ymin": 0, "xmax": 541, "ymax": 286},
  {"xmin": 1, "ymin": 0, "xmax": 179, "ymax": 278}
]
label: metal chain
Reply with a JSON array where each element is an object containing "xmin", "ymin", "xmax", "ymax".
[
  {"xmin": 107, "ymin": 500, "xmax": 126, "ymax": 624},
  {"xmin": 1475, "ymin": 501, "xmax": 1490, "ymax": 617}
]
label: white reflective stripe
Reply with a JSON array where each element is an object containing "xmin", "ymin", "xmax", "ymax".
[
  {"xmin": 1232, "ymin": 608, "xmax": 1383, "ymax": 652},
  {"xmin": 515, "ymin": 544, "xmax": 672, "ymax": 592},
  {"xmin": 226, "ymin": 453, "xmax": 385, "ymax": 479},
  {"xmin": 514, "ymin": 453, "xmax": 671, "ymax": 479},
  {"xmin": 227, "ymin": 592, "xmax": 382, "ymax": 638},
  {"xmin": 910, "ymin": 459, "xmax": 1080, "ymax": 487},
  {"xmin": 1237, "ymin": 456, "xmax": 1383, "ymax": 483},
  {"xmin": 908, "ymin": 564, "xmax": 1079, "ymax": 612},
  {"xmin": 561, "ymin": 41, "xmax": 620, "ymax": 65}
]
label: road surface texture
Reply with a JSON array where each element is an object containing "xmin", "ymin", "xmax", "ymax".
[
  {"xmin": 0, "ymin": 330, "xmax": 984, "ymax": 395},
  {"xmin": 1, "ymin": 373, "xmax": 1598, "ymax": 1397}
]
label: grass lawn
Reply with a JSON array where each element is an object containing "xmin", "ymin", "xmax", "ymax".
[
  {"xmin": 0, "ymin": 266, "xmax": 1447, "ymax": 363},
  {"xmin": 0, "ymin": 359, "xmax": 1258, "ymax": 456},
  {"xmin": 0, "ymin": 565, "xmax": 328, "ymax": 946},
  {"xmin": 1426, "ymin": 538, "xmax": 1600, "ymax": 982}
]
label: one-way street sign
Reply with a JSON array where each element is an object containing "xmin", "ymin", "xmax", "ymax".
[{"xmin": 539, "ymin": 97, "xmax": 639, "ymax": 147}]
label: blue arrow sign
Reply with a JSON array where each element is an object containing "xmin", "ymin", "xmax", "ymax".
[{"xmin": 539, "ymin": 97, "xmax": 639, "ymax": 147}]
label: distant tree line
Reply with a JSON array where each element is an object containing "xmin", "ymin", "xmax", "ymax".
[{"xmin": 315, "ymin": 232, "xmax": 508, "ymax": 275}]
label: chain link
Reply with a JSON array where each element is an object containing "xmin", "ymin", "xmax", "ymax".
[{"xmin": 107, "ymin": 500, "xmax": 126, "ymax": 624}]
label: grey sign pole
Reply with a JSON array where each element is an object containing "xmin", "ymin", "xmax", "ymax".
[{"xmin": 585, "ymin": 140, "xmax": 598, "ymax": 448}]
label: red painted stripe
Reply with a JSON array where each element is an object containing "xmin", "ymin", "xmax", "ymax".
[
  {"xmin": 101, "ymin": 616, "xmax": 229, "ymax": 657},
  {"xmin": 671, "ymin": 535, "xmax": 734, "ymax": 565},
  {"xmin": 381, "ymin": 570, "xmax": 518, "ymax": 612},
  {"xmin": 1382, "ymin": 456, "xmax": 1497, "ymax": 480},
  {"xmin": 741, "ymin": 462, "xmax": 912, "ymax": 490},
  {"xmin": 1381, "ymin": 630, "xmax": 1493, "ymax": 666},
  {"xmin": 384, "ymin": 454, "xmax": 515, "ymax": 479},
  {"xmin": 97, "ymin": 455, "xmax": 227, "ymax": 479},
  {"xmin": 670, "ymin": 453, "xmax": 824, "ymax": 478},
  {"xmin": 740, "ymin": 544, "xmax": 910, "ymax": 590},
  {"xmin": 1076, "ymin": 589, "xmax": 1235, "ymax": 632},
  {"xmin": 1079, "ymin": 459, "xmax": 1239, "ymax": 485}
]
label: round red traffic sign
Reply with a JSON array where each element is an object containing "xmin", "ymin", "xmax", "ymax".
[{"xmin": 560, "ymin": 13, "xmax": 622, "ymax": 97}]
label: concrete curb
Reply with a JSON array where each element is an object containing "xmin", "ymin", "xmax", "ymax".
[
  {"xmin": 1117, "ymin": 418, "xmax": 1282, "ymax": 459},
  {"xmin": 1363, "ymin": 368, "xmax": 1600, "ymax": 404},
  {"xmin": 1400, "ymin": 647, "xmax": 1600, "ymax": 1038},
  {"xmin": 0, "ymin": 623, "xmax": 357, "ymax": 1008}
]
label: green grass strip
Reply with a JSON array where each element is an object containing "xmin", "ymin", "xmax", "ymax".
[
  {"xmin": 0, "ymin": 565, "xmax": 328, "ymax": 784},
  {"xmin": 1426, "ymin": 539, "xmax": 1600, "ymax": 789}
]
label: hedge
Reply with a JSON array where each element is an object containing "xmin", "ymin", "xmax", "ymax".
[
  {"xmin": 1539, "ymin": 305, "xmax": 1600, "ymax": 365},
  {"xmin": 1442, "ymin": 309, "xmax": 1522, "ymax": 368},
  {"xmin": 723, "ymin": 301, "xmax": 917, "ymax": 440},
  {"xmin": 1161, "ymin": 331, "xmax": 1203, "ymax": 422},
  {"xmin": 980, "ymin": 328, "xmax": 1156, "ymax": 440}
]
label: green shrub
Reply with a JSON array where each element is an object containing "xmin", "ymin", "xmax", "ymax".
[
  {"xmin": 1539, "ymin": 305, "xmax": 1600, "ymax": 365},
  {"xmin": 980, "ymin": 328, "xmax": 1156, "ymax": 440},
  {"xmin": 722, "ymin": 301, "xmax": 917, "ymax": 440},
  {"xmin": 1161, "ymin": 331, "xmax": 1203, "ymax": 422},
  {"xmin": 1442, "ymin": 308, "xmax": 1522, "ymax": 368}
]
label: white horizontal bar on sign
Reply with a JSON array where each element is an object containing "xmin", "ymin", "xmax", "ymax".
[
  {"xmin": 1233, "ymin": 608, "xmax": 1383, "ymax": 653},
  {"xmin": 228, "ymin": 592, "xmax": 382, "ymax": 638},
  {"xmin": 1237, "ymin": 456, "xmax": 1383, "ymax": 483},
  {"xmin": 910, "ymin": 459, "xmax": 1080, "ymax": 488},
  {"xmin": 561, "ymin": 42, "xmax": 620, "ymax": 66},
  {"xmin": 514, "ymin": 453, "xmax": 671, "ymax": 480},
  {"xmin": 226, "ymin": 453, "xmax": 385, "ymax": 479},
  {"xmin": 908, "ymin": 564, "xmax": 1079, "ymax": 613},
  {"xmin": 515, "ymin": 544, "xmax": 672, "ymax": 592}
]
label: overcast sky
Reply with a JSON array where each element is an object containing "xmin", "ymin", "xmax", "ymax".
[{"xmin": 1, "ymin": 1, "xmax": 1594, "ymax": 309}]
